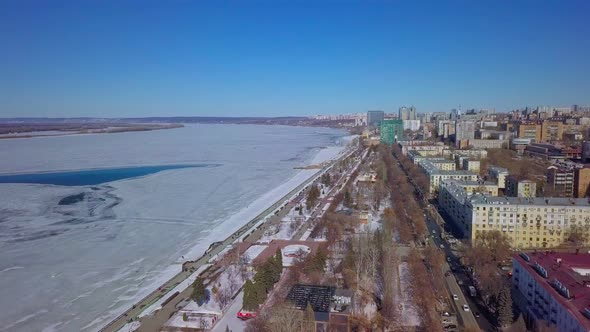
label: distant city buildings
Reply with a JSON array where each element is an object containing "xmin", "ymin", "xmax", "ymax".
[
  {"xmin": 367, "ymin": 110, "xmax": 385, "ymax": 127},
  {"xmin": 398, "ymin": 106, "xmax": 417, "ymax": 121},
  {"xmin": 380, "ymin": 119, "xmax": 403, "ymax": 145}
]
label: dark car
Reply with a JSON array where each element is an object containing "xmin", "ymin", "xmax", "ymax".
[{"xmin": 475, "ymin": 312, "xmax": 481, "ymax": 318}]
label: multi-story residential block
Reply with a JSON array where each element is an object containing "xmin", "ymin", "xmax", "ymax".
[
  {"xmin": 402, "ymin": 119, "xmax": 420, "ymax": 131},
  {"xmin": 399, "ymin": 106, "xmax": 416, "ymax": 121},
  {"xmin": 547, "ymin": 166, "xmax": 575, "ymax": 197},
  {"xmin": 455, "ymin": 120, "xmax": 476, "ymax": 148},
  {"xmin": 398, "ymin": 141, "xmax": 446, "ymax": 156},
  {"xmin": 518, "ymin": 122, "xmax": 542, "ymax": 141},
  {"xmin": 574, "ymin": 167, "xmax": 590, "ymax": 198},
  {"xmin": 541, "ymin": 120, "xmax": 564, "ymax": 141},
  {"xmin": 437, "ymin": 120, "xmax": 455, "ymax": 138},
  {"xmin": 438, "ymin": 180, "xmax": 590, "ymax": 248},
  {"xmin": 506, "ymin": 176, "xmax": 537, "ymax": 197},
  {"xmin": 418, "ymin": 159, "xmax": 479, "ymax": 194},
  {"xmin": 462, "ymin": 159, "xmax": 481, "ymax": 173},
  {"xmin": 488, "ymin": 166, "xmax": 509, "ymax": 189},
  {"xmin": 468, "ymin": 139, "xmax": 508, "ymax": 149},
  {"xmin": 513, "ymin": 252, "xmax": 590, "ymax": 332}
]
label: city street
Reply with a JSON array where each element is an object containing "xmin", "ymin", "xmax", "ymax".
[{"xmin": 425, "ymin": 212, "xmax": 495, "ymax": 332}]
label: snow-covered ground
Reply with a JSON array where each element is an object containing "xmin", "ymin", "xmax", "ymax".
[
  {"xmin": 140, "ymin": 264, "xmax": 211, "ymax": 318},
  {"xmin": 210, "ymin": 291, "xmax": 246, "ymax": 332},
  {"xmin": 0, "ymin": 125, "xmax": 350, "ymax": 332},
  {"xmin": 242, "ymin": 245, "xmax": 268, "ymax": 264},
  {"xmin": 398, "ymin": 262, "xmax": 421, "ymax": 327}
]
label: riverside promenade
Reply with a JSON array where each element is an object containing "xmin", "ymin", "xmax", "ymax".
[{"xmin": 100, "ymin": 144, "xmax": 357, "ymax": 332}]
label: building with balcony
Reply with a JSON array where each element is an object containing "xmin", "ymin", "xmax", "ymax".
[
  {"xmin": 438, "ymin": 180, "xmax": 590, "ymax": 248},
  {"xmin": 547, "ymin": 166, "xmax": 575, "ymax": 197}
]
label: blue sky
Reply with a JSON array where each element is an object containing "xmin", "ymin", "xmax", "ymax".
[{"xmin": 1, "ymin": 1, "xmax": 589, "ymax": 117}]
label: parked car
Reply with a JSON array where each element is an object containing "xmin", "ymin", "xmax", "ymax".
[
  {"xmin": 237, "ymin": 310, "xmax": 257, "ymax": 320},
  {"xmin": 474, "ymin": 312, "xmax": 481, "ymax": 318},
  {"xmin": 452, "ymin": 294, "xmax": 459, "ymax": 301},
  {"xmin": 462, "ymin": 304, "xmax": 470, "ymax": 311},
  {"xmin": 446, "ymin": 256, "xmax": 451, "ymax": 262}
]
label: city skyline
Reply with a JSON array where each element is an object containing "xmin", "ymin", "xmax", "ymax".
[{"xmin": 1, "ymin": 1, "xmax": 589, "ymax": 118}]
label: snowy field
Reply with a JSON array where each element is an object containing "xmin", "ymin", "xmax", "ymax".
[
  {"xmin": 398, "ymin": 262, "xmax": 421, "ymax": 327},
  {"xmin": 0, "ymin": 125, "xmax": 350, "ymax": 332}
]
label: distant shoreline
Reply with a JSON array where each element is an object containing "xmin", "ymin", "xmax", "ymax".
[{"xmin": 0, "ymin": 123, "xmax": 183, "ymax": 140}]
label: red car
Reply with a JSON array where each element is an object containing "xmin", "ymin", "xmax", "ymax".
[{"xmin": 237, "ymin": 310, "xmax": 257, "ymax": 320}]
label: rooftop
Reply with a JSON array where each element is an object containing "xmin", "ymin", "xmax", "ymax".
[
  {"xmin": 514, "ymin": 251, "xmax": 590, "ymax": 330},
  {"xmin": 440, "ymin": 180, "xmax": 590, "ymax": 207}
]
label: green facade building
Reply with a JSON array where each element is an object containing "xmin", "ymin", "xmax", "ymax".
[{"xmin": 380, "ymin": 119, "xmax": 404, "ymax": 145}]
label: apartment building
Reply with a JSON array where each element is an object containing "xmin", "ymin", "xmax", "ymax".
[
  {"xmin": 518, "ymin": 123, "xmax": 542, "ymax": 141},
  {"xmin": 438, "ymin": 180, "xmax": 590, "ymax": 248},
  {"xmin": 488, "ymin": 166, "xmax": 509, "ymax": 189},
  {"xmin": 513, "ymin": 252, "xmax": 590, "ymax": 332},
  {"xmin": 506, "ymin": 176, "xmax": 537, "ymax": 198},
  {"xmin": 541, "ymin": 120, "xmax": 564, "ymax": 141},
  {"xmin": 419, "ymin": 159, "xmax": 479, "ymax": 194},
  {"xmin": 462, "ymin": 159, "xmax": 481, "ymax": 173},
  {"xmin": 547, "ymin": 166, "xmax": 575, "ymax": 197}
]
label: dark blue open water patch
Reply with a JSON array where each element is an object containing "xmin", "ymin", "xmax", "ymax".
[{"xmin": 0, "ymin": 164, "xmax": 216, "ymax": 186}]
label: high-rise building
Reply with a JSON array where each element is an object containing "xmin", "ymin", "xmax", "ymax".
[
  {"xmin": 398, "ymin": 106, "xmax": 416, "ymax": 121},
  {"xmin": 454, "ymin": 120, "xmax": 476, "ymax": 147},
  {"xmin": 367, "ymin": 110, "xmax": 385, "ymax": 127},
  {"xmin": 380, "ymin": 119, "xmax": 404, "ymax": 145}
]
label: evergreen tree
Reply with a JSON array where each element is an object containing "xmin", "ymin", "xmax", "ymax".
[
  {"xmin": 254, "ymin": 262, "xmax": 275, "ymax": 293},
  {"xmin": 273, "ymin": 248, "xmax": 283, "ymax": 278},
  {"xmin": 497, "ymin": 284, "xmax": 513, "ymax": 327},
  {"xmin": 242, "ymin": 279, "xmax": 255, "ymax": 311},
  {"xmin": 306, "ymin": 184, "xmax": 320, "ymax": 210},
  {"xmin": 343, "ymin": 191, "xmax": 353, "ymax": 208},
  {"xmin": 191, "ymin": 276, "xmax": 207, "ymax": 305}
]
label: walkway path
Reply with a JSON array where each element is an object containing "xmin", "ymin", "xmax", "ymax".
[{"xmin": 100, "ymin": 146, "xmax": 357, "ymax": 332}]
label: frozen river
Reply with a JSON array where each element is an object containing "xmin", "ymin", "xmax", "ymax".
[{"xmin": 0, "ymin": 124, "xmax": 347, "ymax": 332}]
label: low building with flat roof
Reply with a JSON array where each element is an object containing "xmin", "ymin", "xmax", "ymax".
[
  {"xmin": 417, "ymin": 159, "xmax": 479, "ymax": 194},
  {"xmin": 513, "ymin": 251, "xmax": 590, "ymax": 332}
]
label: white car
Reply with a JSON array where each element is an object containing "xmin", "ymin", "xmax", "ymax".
[
  {"xmin": 453, "ymin": 294, "xmax": 459, "ymax": 301},
  {"xmin": 463, "ymin": 304, "xmax": 470, "ymax": 311}
]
